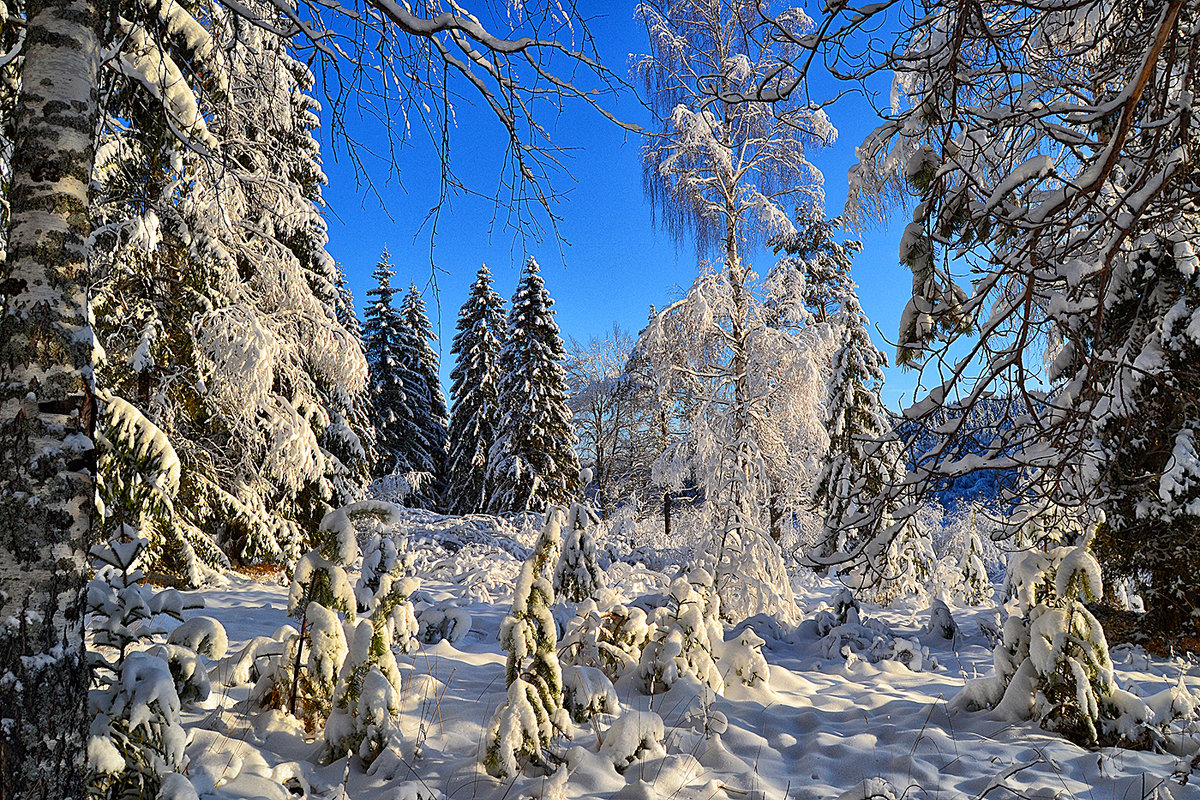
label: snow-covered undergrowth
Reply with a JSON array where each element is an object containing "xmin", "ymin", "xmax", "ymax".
[{"xmin": 163, "ymin": 508, "xmax": 1199, "ymax": 800}]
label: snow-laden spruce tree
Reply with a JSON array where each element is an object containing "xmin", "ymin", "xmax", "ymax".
[
  {"xmin": 633, "ymin": 0, "xmax": 833, "ymax": 622},
  {"xmin": 88, "ymin": 1, "xmax": 233, "ymax": 584},
  {"xmin": 770, "ymin": 210, "xmax": 906, "ymax": 565},
  {"xmin": 487, "ymin": 258, "xmax": 581, "ymax": 513},
  {"xmin": 364, "ymin": 249, "xmax": 409, "ymax": 477},
  {"xmin": 446, "ymin": 264, "xmax": 507, "ymax": 514},
  {"xmin": 394, "ymin": 285, "xmax": 448, "ymax": 508},
  {"xmin": 954, "ymin": 522, "xmax": 1175, "ymax": 748},
  {"xmin": 554, "ymin": 501, "xmax": 604, "ymax": 603},
  {"xmin": 484, "ymin": 507, "xmax": 572, "ymax": 778},
  {"xmin": 91, "ymin": 9, "xmax": 372, "ymax": 576},
  {"xmin": 194, "ymin": 19, "xmax": 371, "ymax": 558},
  {"xmin": 1089, "ymin": 235, "xmax": 1200, "ymax": 634}
]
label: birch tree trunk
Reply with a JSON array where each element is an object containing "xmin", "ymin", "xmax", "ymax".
[{"xmin": 0, "ymin": 0, "xmax": 100, "ymax": 794}]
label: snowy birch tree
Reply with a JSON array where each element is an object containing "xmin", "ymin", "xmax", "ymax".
[
  {"xmin": 634, "ymin": 0, "xmax": 832, "ymax": 619},
  {"xmin": 565, "ymin": 326, "xmax": 639, "ymax": 519},
  {"xmin": 0, "ymin": 0, "xmax": 100, "ymax": 791},
  {"xmin": 639, "ymin": 264, "xmax": 828, "ymax": 621},
  {"xmin": 446, "ymin": 264, "xmax": 505, "ymax": 514}
]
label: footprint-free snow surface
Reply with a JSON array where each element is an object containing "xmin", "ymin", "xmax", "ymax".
[{"xmin": 173, "ymin": 513, "xmax": 1200, "ymax": 800}]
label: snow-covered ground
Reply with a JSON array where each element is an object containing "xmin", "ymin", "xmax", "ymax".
[{"xmin": 171, "ymin": 513, "xmax": 1200, "ymax": 800}]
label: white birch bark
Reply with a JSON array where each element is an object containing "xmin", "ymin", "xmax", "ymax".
[{"xmin": 0, "ymin": 0, "xmax": 100, "ymax": 794}]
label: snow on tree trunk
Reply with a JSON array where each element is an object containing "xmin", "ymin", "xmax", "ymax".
[{"xmin": 0, "ymin": 0, "xmax": 100, "ymax": 793}]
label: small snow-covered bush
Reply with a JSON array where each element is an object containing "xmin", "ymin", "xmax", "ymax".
[
  {"xmin": 954, "ymin": 529, "xmax": 1189, "ymax": 748},
  {"xmin": 720, "ymin": 628, "xmax": 770, "ymax": 689},
  {"xmin": 599, "ymin": 711, "xmax": 666, "ymax": 772},
  {"xmin": 812, "ymin": 590, "xmax": 939, "ymax": 672},
  {"xmin": 325, "ymin": 617, "xmax": 404, "ymax": 765},
  {"xmin": 417, "ymin": 605, "xmax": 471, "ymax": 646},
  {"xmin": 697, "ymin": 519, "xmax": 800, "ymax": 624},
  {"xmin": 87, "ymin": 534, "xmax": 195, "ymax": 799},
  {"xmin": 554, "ymin": 501, "xmax": 603, "ymax": 602},
  {"xmin": 147, "ymin": 643, "xmax": 211, "ymax": 706},
  {"xmin": 484, "ymin": 507, "xmax": 572, "ymax": 778},
  {"xmin": 219, "ymin": 627, "xmax": 293, "ymax": 687},
  {"xmin": 560, "ymin": 599, "xmax": 652, "ymax": 681},
  {"xmin": 923, "ymin": 599, "xmax": 957, "ymax": 640},
  {"xmin": 638, "ymin": 567, "xmax": 724, "ymax": 694},
  {"xmin": 168, "ymin": 616, "xmax": 228, "ymax": 659},
  {"xmin": 562, "ymin": 665, "xmax": 618, "ymax": 722}
]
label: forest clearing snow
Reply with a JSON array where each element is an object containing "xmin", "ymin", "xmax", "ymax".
[{"xmin": 177, "ymin": 546, "xmax": 1199, "ymax": 800}]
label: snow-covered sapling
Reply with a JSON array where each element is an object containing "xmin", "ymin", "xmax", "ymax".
[
  {"xmin": 954, "ymin": 507, "xmax": 993, "ymax": 606},
  {"xmin": 168, "ymin": 616, "xmax": 229, "ymax": 660},
  {"xmin": 923, "ymin": 599, "xmax": 957, "ymax": 640},
  {"xmin": 554, "ymin": 500, "xmax": 604, "ymax": 602},
  {"xmin": 638, "ymin": 567, "xmax": 724, "ymax": 694},
  {"xmin": 483, "ymin": 507, "xmax": 572, "ymax": 778},
  {"xmin": 417, "ymin": 605, "xmax": 471, "ymax": 646},
  {"xmin": 87, "ymin": 535, "xmax": 194, "ymax": 799},
  {"xmin": 355, "ymin": 524, "xmax": 405, "ymax": 612},
  {"xmin": 599, "ymin": 711, "xmax": 666, "ymax": 773},
  {"xmin": 324, "ymin": 617, "xmax": 404, "ymax": 765},
  {"xmin": 867, "ymin": 517, "xmax": 937, "ymax": 606},
  {"xmin": 954, "ymin": 529, "xmax": 1180, "ymax": 748},
  {"xmin": 354, "ymin": 520, "xmax": 421, "ymax": 653},
  {"xmin": 562, "ymin": 665, "xmax": 618, "ymax": 722},
  {"xmin": 256, "ymin": 506, "xmax": 366, "ymax": 724}
]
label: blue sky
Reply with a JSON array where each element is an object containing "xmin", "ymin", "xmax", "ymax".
[{"xmin": 318, "ymin": 6, "xmax": 918, "ymax": 409}]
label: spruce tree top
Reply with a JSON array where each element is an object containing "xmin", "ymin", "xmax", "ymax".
[
  {"xmin": 489, "ymin": 256, "xmax": 581, "ymax": 511},
  {"xmin": 446, "ymin": 264, "xmax": 506, "ymax": 514}
]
